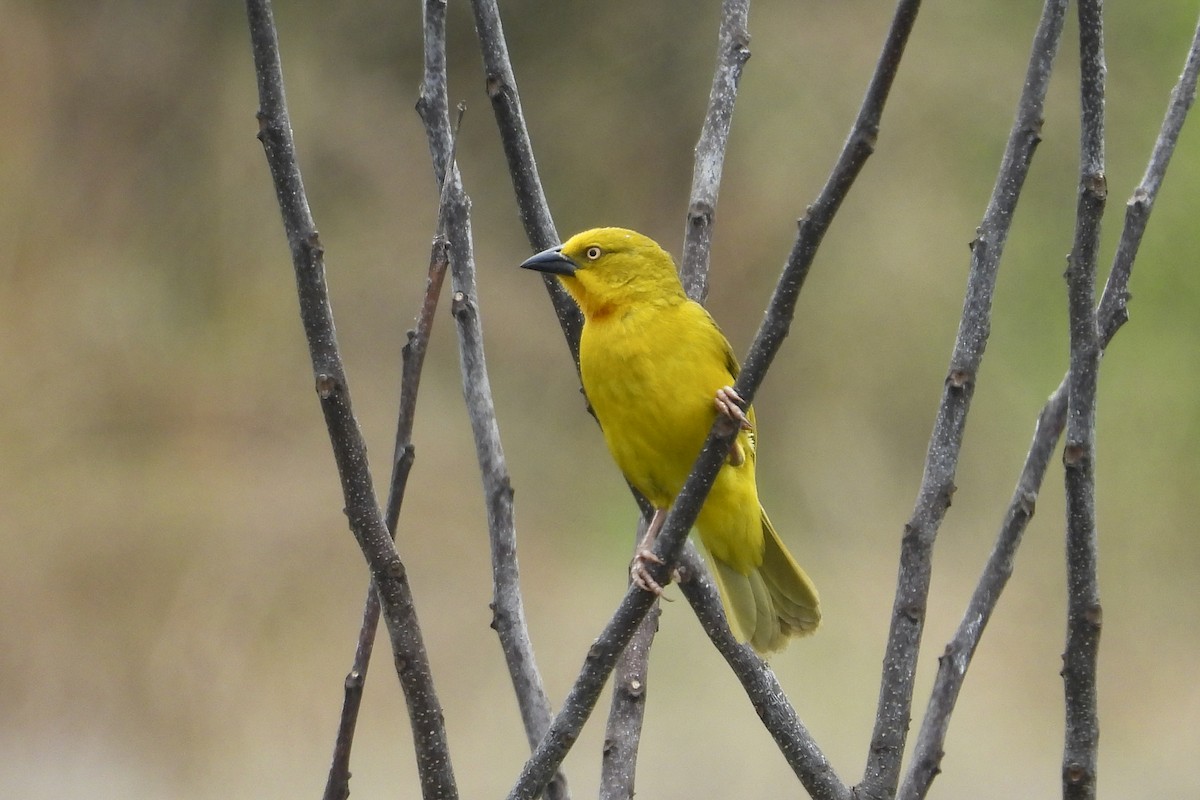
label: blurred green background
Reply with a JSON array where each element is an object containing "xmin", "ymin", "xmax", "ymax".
[{"xmin": 3, "ymin": 1, "xmax": 1198, "ymax": 797}]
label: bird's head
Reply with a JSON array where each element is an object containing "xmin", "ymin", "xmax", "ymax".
[{"xmin": 520, "ymin": 228, "xmax": 685, "ymax": 319}]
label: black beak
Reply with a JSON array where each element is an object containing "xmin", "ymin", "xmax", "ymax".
[{"xmin": 520, "ymin": 246, "xmax": 576, "ymax": 277}]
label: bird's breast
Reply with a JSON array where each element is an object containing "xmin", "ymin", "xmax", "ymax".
[{"xmin": 579, "ymin": 305, "xmax": 728, "ymax": 507}]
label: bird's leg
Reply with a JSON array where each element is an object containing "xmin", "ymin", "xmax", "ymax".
[
  {"xmin": 631, "ymin": 508, "xmax": 668, "ymax": 595},
  {"xmin": 714, "ymin": 386, "xmax": 752, "ymax": 465}
]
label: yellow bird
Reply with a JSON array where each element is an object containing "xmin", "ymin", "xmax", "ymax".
[{"xmin": 521, "ymin": 227, "xmax": 819, "ymax": 653}]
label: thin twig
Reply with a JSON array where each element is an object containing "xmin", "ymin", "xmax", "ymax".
[
  {"xmin": 675, "ymin": 546, "xmax": 852, "ymax": 800},
  {"xmin": 898, "ymin": 386, "xmax": 1065, "ymax": 800},
  {"xmin": 323, "ymin": 596, "xmax": 378, "ymax": 800},
  {"xmin": 417, "ymin": 0, "xmax": 452, "ymax": 185},
  {"xmin": 324, "ymin": 8, "xmax": 463, "ymax": 791},
  {"xmin": 323, "ymin": 74, "xmax": 460, "ymax": 797},
  {"xmin": 1098, "ymin": 15, "xmax": 1200, "ymax": 347},
  {"xmin": 444, "ymin": 183, "xmax": 570, "ymax": 799},
  {"xmin": 659, "ymin": 0, "xmax": 926, "ymax": 793},
  {"xmin": 599, "ymin": 515, "xmax": 661, "ymax": 800},
  {"xmin": 599, "ymin": 606, "xmax": 659, "ymax": 800},
  {"xmin": 244, "ymin": 2, "xmax": 458, "ymax": 798},
  {"xmin": 1061, "ymin": 1, "xmax": 1106, "ymax": 796},
  {"xmin": 899, "ymin": 19, "xmax": 1200, "ymax": 796},
  {"xmin": 441, "ymin": 158, "xmax": 571, "ymax": 800},
  {"xmin": 467, "ymin": 0, "xmax": 582, "ymax": 363},
  {"xmin": 679, "ymin": 0, "xmax": 752, "ymax": 301},
  {"xmin": 856, "ymin": 1, "xmax": 1066, "ymax": 796},
  {"xmin": 882, "ymin": 0, "xmax": 1066, "ymax": 790},
  {"xmin": 740, "ymin": 0, "xmax": 921, "ymax": 389},
  {"xmin": 324, "ymin": 238, "xmax": 450, "ymax": 800},
  {"xmin": 324, "ymin": 3, "xmax": 482, "ymax": 793},
  {"xmin": 417, "ymin": 6, "xmax": 569, "ymax": 798}
]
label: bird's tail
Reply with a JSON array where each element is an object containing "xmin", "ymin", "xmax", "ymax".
[{"xmin": 707, "ymin": 509, "xmax": 820, "ymax": 654}]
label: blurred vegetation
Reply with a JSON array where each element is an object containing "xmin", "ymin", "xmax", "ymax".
[{"xmin": 2, "ymin": 1, "xmax": 1198, "ymax": 797}]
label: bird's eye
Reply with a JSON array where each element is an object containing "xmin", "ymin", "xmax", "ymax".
[{"xmin": 585, "ymin": 246, "xmax": 602, "ymax": 260}]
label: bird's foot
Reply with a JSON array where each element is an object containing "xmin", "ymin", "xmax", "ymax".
[
  {"xmin": 631, "ymin": 549, "xmax": 666, "ymax": 595},
  {"xmin": 714, "ymin": 386, "xmax": 753, "ymax": 431},
  {"xmin": 715, "ymin": 386, "xmax": 752, "ymax": 465}
]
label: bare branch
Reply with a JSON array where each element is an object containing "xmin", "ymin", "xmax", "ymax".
[
  {"xmin": 901, "ymin": 18, "xmax": 1200, "ymax": 796},
  {"xmin": 599, "ymin": 513, "xmax": 661, "ymax": 800},
  {"xmin": 467, "ymin": 0, "xmax": 554, "ymax": 247},
  {"xmin": 416, "ymin": 0, "xmax": 452, "ymax": 186},
  {"xmin": 1061, "ymin": 1, "xmax": 1106, "ymax": 796},
  {"xmin": 899, "ymin": 385, "xmax": 1066, "ymax": 800},
  {"xmin": 599, "ymin": 605, "xmax": 659, "ymax": 800},
  {"xmin": 465, "ymin": 4, "xmax": 711, "ymax": 789},
  {"xmin": 325, "ymin": 238, "xmax": 450, "ymax": 800},
  {"xmin": 442, "ymin": 177, "xmax": 569, "ymax": 800},
  {"xmin": 327, "ymin": 2, "xmax": 513, "ymax": 792},
  {"xmin": 506, "ymin": 579, "xmax": 659, "ymax": 799},
  {"xmin": 415, "ymin": 8, "xmax": 568, "ymax": 799},
  {"xmin": 1098, "ymin": 15, "xmax": 1200, "ymax": 348},
  {"xmin": 323, "ymin": 596, "xmax": 378, "ymax": 800},
  {"xmin": 685, "ymin": 2, "xmax": 925, "ymax": 792},
  {"xmin": 467, "ymin": 0, "xmax": 583, "ymax": 363},
  {"xmin": 740, "ymin": 0, "xmax": 921, "ymax": 390},
  {"xmin": 676, "ymin": 546, "xmax": 851, "ymax": 800},
  {"xmin": 857, "ymin": 1, "xmax": 1066, "ymax": 795},
  {"xmin": 450, "ymin": 188, "xmax": 571, "ymax": 800},
  {"xmin": 244, "ymin": 2, "xmax": 458, "ymax": 798},
  {"xmin": 680, "ymin": 0, "xmax": 751, "ymax": 301},
  {"xmin": 391, "ymin": 248, "xmax": 452, "ymax": 526},
  {"xmin": 323, "ymin": 5, "xmax": 472, "ymax": 794}
]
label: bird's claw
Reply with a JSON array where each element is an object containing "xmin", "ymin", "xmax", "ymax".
[
  {"xmin": 631, "ymin": 549, "xmax": 666, "ymax": 595},
  {"xmin": 714, "ymin": 386, "xmax": 753, "ymax": 431}
]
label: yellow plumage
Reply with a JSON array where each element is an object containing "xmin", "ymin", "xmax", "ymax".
[{"xmin": 521, "ymin": 227, "xmax": 819, "ymax": 653}]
